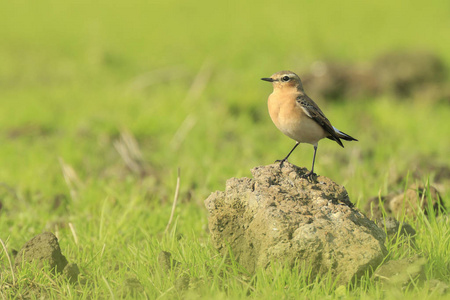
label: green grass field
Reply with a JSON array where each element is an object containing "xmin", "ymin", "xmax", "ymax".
[{"xmin": 1, "ymin": 0, "xmax": 449, "ymax": 298}]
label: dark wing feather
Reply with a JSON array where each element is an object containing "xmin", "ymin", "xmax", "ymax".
[{"xmin": 296, "ymin": 95, "xmax": 344, "ymax": 147}]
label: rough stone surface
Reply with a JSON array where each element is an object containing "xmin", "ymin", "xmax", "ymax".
[
  {"xmin": 365, "ymin": 183, "xmax": 446, "ymax": 220},
  {"xmin": 15, "ymin": 232, "xmax": 68, "ymax": 272},
  {"xmin": 205, "ymin": 163, "xmax": 387, "ymax": 284}
]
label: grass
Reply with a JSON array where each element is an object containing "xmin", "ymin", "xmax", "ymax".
[{"xmin": 1, "ymin": 0, "xmax": 450, "ymax": 298}]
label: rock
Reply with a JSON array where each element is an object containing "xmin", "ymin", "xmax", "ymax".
[
  {"xmin": 365, "ymin": 194, "xmax": 394, "ymax": 220},
  {"xmin": 124, "ymin": 277, "xmax": 144, "ymax": 294},
  {"xmin": 302, "ymin": 61, "xmax": 378, "ymax": 101},
  {"xmin": 302, "ymin": 62, "xmax": 352, "ymax": 100},
  {"xmin": 205, "ymin": 163, "xmax": 387, "ymax": 284},
  {"xmin": 63, "ymin": 263, "xmax": 80, "ymax": 283},
  {"xmin": 373, "ymin": 256, "xmax": 426, "ymax": 287},
  {"xmin": 375, "ymin": 217, "xmax": 416, "ymax": 246},
  {"xmin": 15, "ymin": 232, "xmax": 68, "ymax": 272},
  {"xmin": 427, "ymin": 279, "xmax": 450, "ymax": 295},
  {"xmin": 390, "ymin": 184, "xmax": 445, "ymax": 218},
  {"xmin": 174, "ymin": 273, "xmax": 190, "ymax": 291},
  {"xmin": 376, "ymin": 217, "xmax": 415, "ymax": 236},
  {"xmin": 157, "ymin": 250, "xmax": 190, "ymax": 292},
  {"xmin": 365, "ymin": 183, "xmax": 445, "ymax": 220},
  {"xmin": 301, "ymin": 51, "xmax": 449, "ymax": 103},
  {"xmin": 372, "ymin": 51, "xmax": 447, "ymax": 99},
  {"xmin": 158, "ymin": 251, "xmax": 181, "ymax": 273}
]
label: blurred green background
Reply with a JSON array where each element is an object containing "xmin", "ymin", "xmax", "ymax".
[
  {"xmin": 0, "ymin": 0, "xmax": 449, "ymax": 297},
  {"xmin": 1, "ymin": 0, "xmax": 449, "ymax": 233}
]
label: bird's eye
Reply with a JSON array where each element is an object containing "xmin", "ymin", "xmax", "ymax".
[{"xmin": 281, "ymin": 75, "xmax": 290, "ymax": 82}]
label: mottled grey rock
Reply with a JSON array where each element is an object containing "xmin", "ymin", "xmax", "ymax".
[
  {"xmin": 205, "ymin": 163, "xmax": 387, "ymax": 284},
  {"xmin": 15, "ymin": 232, "xmax": 68, "ymax": 272}
]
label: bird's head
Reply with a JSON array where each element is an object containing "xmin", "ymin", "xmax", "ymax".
[{"xmin": 261, "ymin": 71, "xmax": 304, "ymax": 91}]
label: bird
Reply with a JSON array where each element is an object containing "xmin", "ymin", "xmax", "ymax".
[{"xmin": 261, "ymin": 70, "xmax": 357, "ymax": 179}]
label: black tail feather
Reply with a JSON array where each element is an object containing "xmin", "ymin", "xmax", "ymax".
[
  {"xmin": 326, "ymin": 129, "xmax": 357, "ymax": 147},
  {"xmin": 338, "ymin": 130, "xmax": 358, "ymax": 141}
]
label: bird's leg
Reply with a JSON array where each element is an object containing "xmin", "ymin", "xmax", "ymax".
[
  {"xmin": 276, "ymin": 142, "xmax": 299, "ymax": 167},
  {"xmin": 303, "ymin": 145, "xmax": 318, "ymax": 180}
]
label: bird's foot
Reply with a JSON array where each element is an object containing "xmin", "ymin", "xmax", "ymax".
[
  {"xmin": 301, "ymin": 170, "xmax": 318, "ymax": 182},
  {"xmin": 275, "ymin": 158, "xmax": 288, "ymax": 168}
]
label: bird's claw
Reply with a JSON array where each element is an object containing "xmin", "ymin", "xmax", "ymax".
[
  {"xmin": 301, "ymin": 171, "xmax": 317, "ymax": 182},
  {"xmin": 275, "ymin": 159, "xmax": 287, "ymax": 168}
]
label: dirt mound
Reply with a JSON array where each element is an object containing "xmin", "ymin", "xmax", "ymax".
[
  {"xmin": 14, "ymin": 232, "xmax": 79, "ymax": 282},
  {"xmin": 365, "ymin": 183, "xmax": 446, "ymax": 220},
  {"xmin": 205, "ymin": 163, "xmax": 387, "ymax": 284},
  {"xmin": 373, "ymin": 255, "xmax": 426, "ymax": 287},
  {"xmin": 302, "ymin": 51, "xmax": 449, "ymax": 102},
  {"xmin": 15, "ymin": 232, "xmax": 68, "ymax": 272},
  {"xmin": 372, "ymin": 51, "xmax": 447, "ymax": 99}
]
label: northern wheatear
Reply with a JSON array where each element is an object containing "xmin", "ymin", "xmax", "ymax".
[{"xmin": 262, "ymin": 70, "xmax": 357, "ymax": 179}]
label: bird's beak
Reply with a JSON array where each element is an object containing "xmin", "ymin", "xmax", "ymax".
[{"xmin": 261, "ymin": 77, "xmax": 274, "ymax": 82}]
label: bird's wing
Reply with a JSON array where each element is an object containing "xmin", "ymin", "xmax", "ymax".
[{"xmin": 296, "ymin": 94, "xmax": 344, "ymax": 147}]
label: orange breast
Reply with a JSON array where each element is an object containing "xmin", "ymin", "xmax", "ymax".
[{"xmin": 267, "ymin": 92, "xmax": 326, "ymax": 145}]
